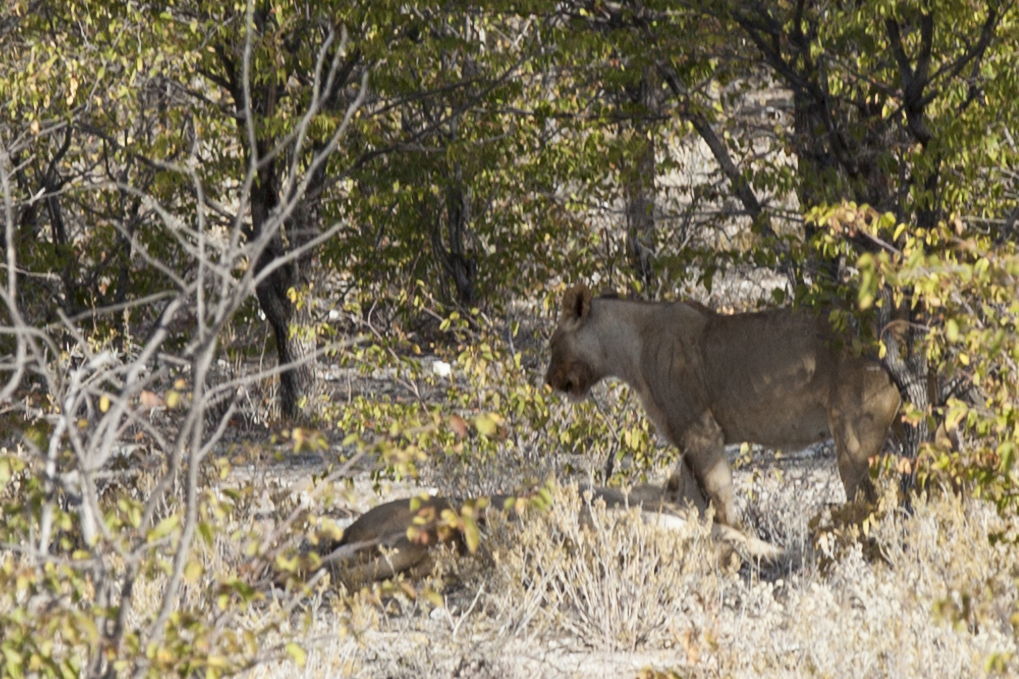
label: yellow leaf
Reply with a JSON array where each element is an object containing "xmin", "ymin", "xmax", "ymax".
[
  {"xmin": 422, "ymin": 587, "xmax": 444, "ymax": 607},
  {"xmin": 166, "ymin": 391, "xmax": 180, "ymax": 408},
  {"xmin": 275, "ymin": 553, "xmax": 299, "ymax": 572},
  {"xmin": 286, "ymin": 643, "xmax": 307, "ymax": 667},
  {"xmin": 474, "ymin": 413, "xmax": 503, "ymax": 437},
  {"xmin": 207, "ymin": 655, "xmax": 230, "ymax": 670},
  {"xmin": 462, "ymin": 515, "xmax": 481, "ymax": 553},
  {"xmin": 945, "ymin": 319, "xmax": 959, "ymax": 342},
  {"xmin": 99, "ymin": 395, "xmax": 110, "ymax": 413},
  {"xmin": 66, "ymin": 76, "xmax": 78, "ymax": 106},
  {"xmin": 184, "ymin": 560, "xmax": 203, "ymax": 583},
  {"xmin": 945, "ymin": 401, "xmax": 968, "ymax": 431},
  {"xmin": 147, "ymin": 515, "xmax": 180, "ymax": 543}
]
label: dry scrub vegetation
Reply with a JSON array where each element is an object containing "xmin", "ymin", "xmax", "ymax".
[
  {"xmin": 238, "ymin": 449, "xmax": 1019, "ymax": 679},
  {"xmin": 4, "ymin": 4, "xmax": 1019, "ymax": 677},
  {"xmin": 3, "ymin": 298, "xmax": 1019, "ymax": 678}
]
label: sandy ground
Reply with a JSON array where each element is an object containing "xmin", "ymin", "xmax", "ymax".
[{"xmin": 234, "ymin": 436, "xmax": 1018, "ymax": 679}]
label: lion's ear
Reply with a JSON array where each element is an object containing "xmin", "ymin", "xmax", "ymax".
[{"xmin": 562, "ymin": 284, "xmax": 592, "ymax": 324}]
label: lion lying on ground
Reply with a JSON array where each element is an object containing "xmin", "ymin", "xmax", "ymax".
[
  {"xmin": 316, "ymin": 483, "xmax": 782, "ymax": 584},
  {"xmin": 544, "ymin": 284, "xmax": 901, "ymax": 528}
]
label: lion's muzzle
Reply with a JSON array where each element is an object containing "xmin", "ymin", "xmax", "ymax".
[{"xmin": 545, "ymin": 359, "xmax": 595, "ymax": 401}]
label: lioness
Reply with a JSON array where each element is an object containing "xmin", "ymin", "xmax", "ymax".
[
  {"xmin": 544, "ymin": 284, "xmax": 901, "ymax": 527},
  {"xmin": 317, "ymin": 484, "xmax": 781, "ymax": 583}
]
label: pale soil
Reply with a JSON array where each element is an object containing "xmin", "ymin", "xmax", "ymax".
[{"xmin": 234, "ymin": 435, "xmax": 1019, "ymax": 679}]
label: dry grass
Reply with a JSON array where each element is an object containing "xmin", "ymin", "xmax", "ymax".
[
  {"xmin": 7, "ymin": 324, "xmax": 1013, "ymax": 678},
  {"xmin": 224, "ymin": 465, "xmax": 1018, "ymax": 679},
  {"xmin": 5, "ymin": 389, "xmax": 1015, "ymax": 678},
  {"xmin": 471, "ymin": 485, "xmax": 722, "ymax": 651}
]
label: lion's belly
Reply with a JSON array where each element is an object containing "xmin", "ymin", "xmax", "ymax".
[
  {"xmin": 714, "ymin": 399, "xmax": 831, "ymax": 448},
  {"xmin": 703, "ymin": 356, "xmax": 835, "ymax": 448},
  {"xmin": 698, "ymin": 311, "xmax": 837, "ymax": 449}
]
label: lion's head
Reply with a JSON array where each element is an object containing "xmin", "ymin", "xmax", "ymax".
[{"xmin": 544, "ymin": 284, "xmax": 600, "ymax": 400}]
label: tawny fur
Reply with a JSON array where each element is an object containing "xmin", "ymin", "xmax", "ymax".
[
  {"xmin": 544, "ymin": 284, "xmax": 901, "ymax": 528},
  {"xmin": 322, "ymin": 485, "xmax": 782, "ymax": 584}
]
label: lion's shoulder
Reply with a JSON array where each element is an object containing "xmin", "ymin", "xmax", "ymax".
[{"xmin": 681, "ymin": 299, "xmax": 716, "ymax": 316}]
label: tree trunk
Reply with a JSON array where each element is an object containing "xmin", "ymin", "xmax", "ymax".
[
  {"xmin": 253, "ymin": 246, "xmax": 315, "ymax": 421},
  {"xmin": 220, "ymin": 22, "xmax": 322, "ymax": 423},
  {"xmin": 250, "ymin": 164, "xmax": 315, "ymax": 421},
  {"xmin": 792, "ymin": 89, "xmax": 842, "ymax": 223},
  {"xmin": 429, "ymin": 161, "xmax": 477, "ymax": 306},
  {"xmin": 623, "ymin": 68, "xmax": 659, "ymax": 289},
  {"xmin": 877, "ymin": 289, "xmax": 929, "ymax": 503},
  {"xmin": 790, "ymin": 82, "xmax": 932, "ymax": 495}
]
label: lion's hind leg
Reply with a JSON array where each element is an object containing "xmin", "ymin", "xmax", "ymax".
[{"xmin": 829, "ymin": 360, "xmax": 901, "ymax": 503}]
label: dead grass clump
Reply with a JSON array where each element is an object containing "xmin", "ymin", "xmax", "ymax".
[
  {"xmin": 730, "ymin": 492, "xmax": 1019, "ymax": 678},
  {"xmin": 221, "ymin": 478, "xmax": 1019, "ymax": 679},
  {"xmin": 474, "ymin": 482, "xmax": 726, "ymax": 652}
]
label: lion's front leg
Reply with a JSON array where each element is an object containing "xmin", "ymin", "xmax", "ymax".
[
  {"xmin": 663, "ymin": 456, "xmax": 709, "ymax": 516},
  {"xmin": 668, "ymin": 413, "xmax": 739, "ymax": 528}
]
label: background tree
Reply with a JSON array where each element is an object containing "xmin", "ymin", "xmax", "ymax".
[
  {"xmin": 2, "ymin": 2, "xmax": 370, "ymax": 675},
  {"xmin": 543, "ymin": 0, "xmax": 1016, "ymax": 492},
  {"xmin": 722, "ymin": 0, "xmax": 1008, "ymax": 489}
]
